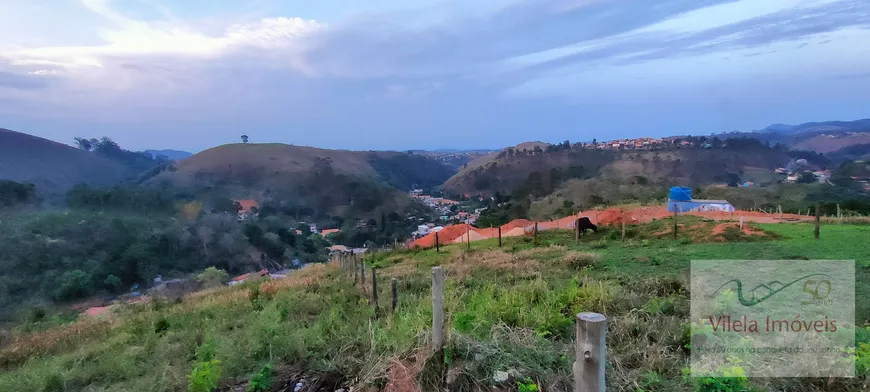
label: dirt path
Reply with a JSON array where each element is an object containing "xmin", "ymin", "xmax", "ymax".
[{"xmin": 589, "ymin": 206, "xmax": 813, "ymax": 226}]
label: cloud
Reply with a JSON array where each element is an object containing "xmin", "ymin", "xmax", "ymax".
[
  {"xmin": 0, "ymin": 0, "xmax": 869, "ymax": 151},
  {"xmin": 0, "ymin": 71, "xmax": 49, "ymax": 90}
]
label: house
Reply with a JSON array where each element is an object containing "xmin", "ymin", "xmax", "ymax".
[
  {"xmin": 309, "ymin": 223, "xmax": 318, "ymax": 233},
  {"xmin": 321, "ymin": 228, "xmax": 341, "ymax": 236},
  {"xmin": 234, "ymin": 199, "xmax": 259, "ymax": 221},
  {"xmin": 786, "ymin": 174, "xmax": 800, "ymax": 182},
  {"xmin": 668, "ymin": 199, "xmax": 734, "ymax": 213},
  {"xmin": 775, "ymin": 168, "xmax": 788, "ymax": 174}
]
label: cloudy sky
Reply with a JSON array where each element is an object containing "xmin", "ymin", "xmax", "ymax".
[{"xmin": 1, "ymin": 0, "xmax": 869, "ymax": 152}]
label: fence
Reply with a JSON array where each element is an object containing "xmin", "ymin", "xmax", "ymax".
[{"xmin": 329, "ymin": 255, "xmax": 608, "ymax": 391}]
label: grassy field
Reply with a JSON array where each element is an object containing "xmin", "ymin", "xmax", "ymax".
[{"xmin": 1, "ymin": 221, "xmax": 869, "ymax": 391}]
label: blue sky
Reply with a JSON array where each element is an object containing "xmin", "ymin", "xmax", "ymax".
[{"xmin": 1, "ymin": 0, "xmax": 868, "ymax": 153}]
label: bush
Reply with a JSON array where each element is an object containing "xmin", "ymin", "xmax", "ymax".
[
  {"xmin": 248, "ymin": 364, "xmax": 273, "ymax": 392},
  {"xmin": 197, "ymin": 267, "xmax": 228, "ymax": 289},
  {"xmin": 189, "ymin": 360, "xmax": 221, "ymax": 392},
  {"xmin": 54, "ymin": 270, "xmax": 93, "ymax": 301}
]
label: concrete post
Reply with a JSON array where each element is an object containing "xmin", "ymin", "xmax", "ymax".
[{"xmin": 573, "ymin": 312, "xmax": 606, "ymax": 392}]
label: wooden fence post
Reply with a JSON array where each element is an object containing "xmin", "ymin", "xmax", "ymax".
[
  {"xmin": 729, "ymin": 208, "xmax": 733, "ymax": 222},
  {"xmin": 814, "ymin": 203, "xmax": 821, "ymax": 240},
  {"xmin": 621, "ymin": 212, "xmax": 626, "ymax": 242},
  {"xmin": 739, "ymin": 216, "xmax": 744, "ymax": 230},
  {"xmin": 466, "ymin": 228, "xmax": 470, "ymax": 251},
  {"xmin": 360, "ymin": 256, "xmax": 366, "ymax": 288},
  {"xmin": 372, "ymin": 268, "xmax": 379, "ymax": 318},
  {"xmin": 672, "ymin": 204, "xmax": 678, "ymax": 240},
  {"xmin": 431, "ymin": 267, "xmax": 445, "ymax": 351},
  {"xmin": 391, "ymin": 278, "xmax": 398, "ymax": 312},
  {"xmin": 353, "ymin": 255, "xmax": 359, "ymax": 284},
  {"xmin": 435, "ymin": 232, "xmax": 440, "ymax": 253},
  {"xmin": 574, "ymin": 312, "xmax": 606, "ymax": 392},
  {"xmin": 498, "ymin": 226, "xmax": 502, "ymax": 247}
]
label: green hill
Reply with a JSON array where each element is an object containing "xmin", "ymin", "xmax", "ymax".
[
  {"xmin": 0, "ymin": 129, "xmax": 129, "ymax": 195},
  {"xmin": 149, "ymin": 143, "xmax": 454, "ymax": 221}
]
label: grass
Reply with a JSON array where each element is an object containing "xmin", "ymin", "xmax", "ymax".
[{"xmin": 1, "ymin": 222, "xmax": 869, "ymax": 391}]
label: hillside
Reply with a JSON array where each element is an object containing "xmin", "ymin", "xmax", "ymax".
[
  {"xmin": 150, "ymin": 143, "xmax": 454, "ymax": 219},
  {"xmin": 2, "ymin": 222, "xmax": 870, "ymax": 391},
  {"xmin": 443, "ymin": 139, "xmax": 791, "ymax": 196},
  {"xmin": 0, "ymin": 129, "xmax": 129, "ymax": 194}
]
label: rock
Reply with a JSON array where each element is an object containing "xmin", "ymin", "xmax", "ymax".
[{"xmin": 493, "ymin": 370, "xmax": 510, "ymax": 383}]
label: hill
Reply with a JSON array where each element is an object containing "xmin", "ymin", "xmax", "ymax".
[
  {"xmin": 443, "ymin": 138, "xmax": 792, "ymax": 197},
  {"xmin": 726, "ymin": 118, "xmax": 870, "ymax": 153},
  {"xmin": 143, "ymin": 149, "xmax": 192, "ymax": 160},
  {"xmin": 150, "ymin": 143, "xmax": 455, "ymax": 220},
  {"xmin": 0, "ymin": 129, "xmax": 129, "ymax": 194},
  {"xmin": 758, "ymin": 118, "xmax": 870, "ymax": 134}
]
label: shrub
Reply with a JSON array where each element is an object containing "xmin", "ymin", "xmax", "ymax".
[
  {"xmin": 248, "ymin": 364, "xmax": 273, "ymax": 392},
  {"xmin": 189, "ymin": 359, "xmax": 221, "ymax": 392},
  {"xmin": 54, "ymin": 270, "xmax": 93, "ymax": 301},
  {"xmin": 517, "ymin": 377, "xmax": 539, "ymax": 392},
  {"xmin": 561, "ymin": 251, "xmax": 600, "ymax": 270},
  {"xmin": 197, "ymin": 267, "xmax": 228, "ymax": 289},
  {"xmin": 42, "ymin": 373, "xmax": 64, "ymax": 392}
]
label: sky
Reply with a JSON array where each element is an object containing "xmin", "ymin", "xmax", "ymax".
[{"xmin": 1, "ymin": 0, "xmax": 869, "ymax": 153}]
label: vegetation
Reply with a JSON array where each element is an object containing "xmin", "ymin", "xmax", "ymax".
[
  {"xmin": 0, "ymin": 180, "xmax": 37, "ymax": 207},
  {"xmin": 1, "ymin": 222, "xmax": 868, "ymax": 391}
]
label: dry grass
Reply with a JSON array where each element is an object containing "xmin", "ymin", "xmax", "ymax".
[
  {"xmin": 0, "ymin": 319, "xmax": 112, "ymax": 368},
  {"xmin": 560, "ymin": 251, "xmax": 600, "ymax": 270},
  {"xmin": 448, "ymin": 250, "xmax": 541, "ymax": 279}
]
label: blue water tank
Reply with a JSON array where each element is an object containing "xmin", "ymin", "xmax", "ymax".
[{"xmin": 669, "ymin": 186, "xmax": 692, "ymax": 201}]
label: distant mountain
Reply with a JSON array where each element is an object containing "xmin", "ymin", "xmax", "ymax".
[
  {"xmin": 0, "ymin": 129, "xmax": 129, "ymax": 194},
  {"xmin": 726, "ymin": 118, "xmax": 870, "ymax": 153},
  {"xmin": 758, "ymin": 119, "xmax": 870, "ymax": 135},
  {"xmin": 144, "ymin": 149, "xmax": 192, "ymax": 160}
]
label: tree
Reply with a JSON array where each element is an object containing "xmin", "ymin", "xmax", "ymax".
[
  {"xmin": 592, "ymin": 138, "xmax": 597, "ymax": 146},
  {"xmin": 241, "ymin": 135, "xmax": 249, "ymax": 143},
  {"xmin": 74, "ymin": 137, "xmax": 95, "ymax": 151},
  {"xmin": 198, "ymin": 266, "xmax": 228, "ymax": 289},
  {"xmin": 797, "ymin": 171, "xmax": 817, "ymax": 184}
]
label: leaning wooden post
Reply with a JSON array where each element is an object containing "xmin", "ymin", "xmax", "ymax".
[
  {"xmin": 353, "ymin": 255, "xmax": 359, "ymax": 284},
  {"xmin": 672, "ymin": 204, "xmax": 678, "ymax": 239},
  {"xmin": 498, "ymin": 226, "xmax": 502, "ymax": 247},
  {"xmin": 837, "ymin": 203, "xmax": 842, "ymax": 219},
  {"xmin": 534, "ymin": 222, "xmax": 539, "ymax": 247},
  {"xmin": 814, "ymin": 203, "xmax": 821, "ymax": 240},
  {"xmin": 574, "ymin": 312, "xmax": 607, "ymax": 392},
  {"xmin": 466, "ymin": 228, "xmax": 471, "ymax": 250},
  {"xmin": 431, "ymin": 267, "xmax": 445, "ymax": 351},
  {"xmin": 575, "ymin": 219, "xmax": 580, "ymax": 242},
  {"xmin": 391, "ymin": 278, "xmax": 398, "ymax": 312},
  {"xmin": 372, "ymin": 268, "xmax": 380, "ymax": 318},
  {"xmin": 435, "ymin": 232, "xmax": 440, "ymax": 253},
  {"xmin": 360, "ymin": 256, "xmax": 366, "ymax": 287}
]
